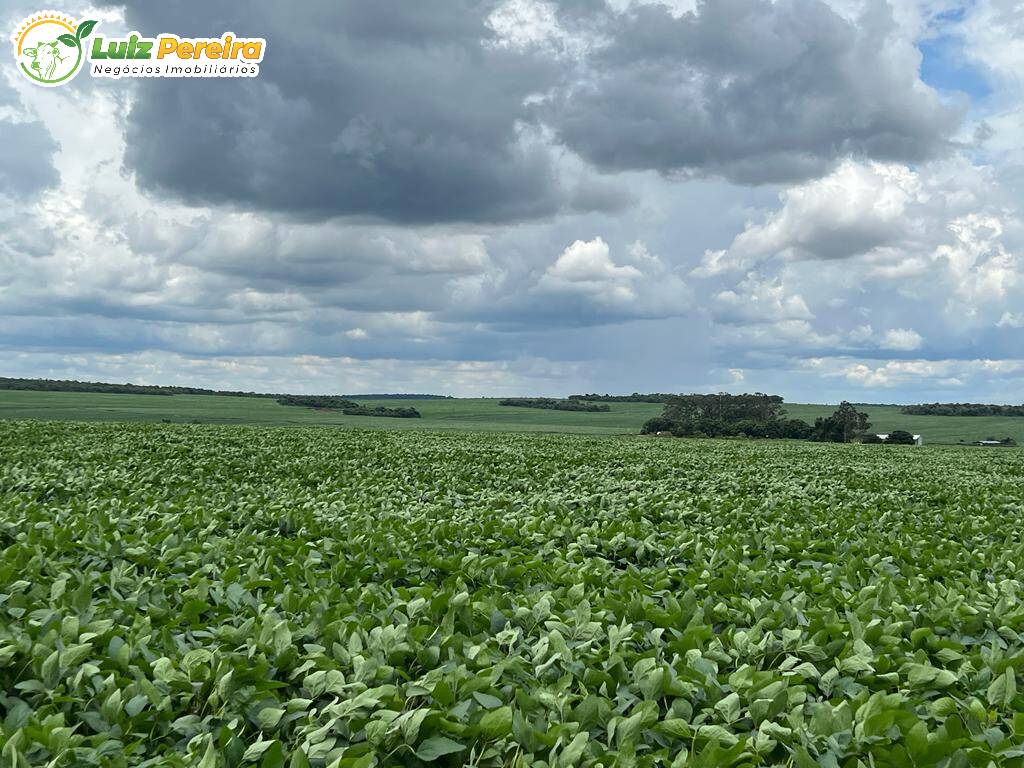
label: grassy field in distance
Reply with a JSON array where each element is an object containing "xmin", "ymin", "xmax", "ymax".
[
  {"xmin": 0, "ymin": 390, "xmax": 662, "ymax": 435},
  {"xmin": 780, "ymin": 403, "xmax": 1024, "ymax": 445},
  {"xmin": 0, "ymin": 389, "xmax": 1022, "ymax": 443}
]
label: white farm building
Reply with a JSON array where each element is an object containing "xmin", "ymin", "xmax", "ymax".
[{"xmin": 875, "ymin": 433, "xmax": 923, "ymax": 446}]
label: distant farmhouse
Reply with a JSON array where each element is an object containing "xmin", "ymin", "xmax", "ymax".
[{"xmin": 874, "ymin": 433, "xmax": 923, "ymax": 446}]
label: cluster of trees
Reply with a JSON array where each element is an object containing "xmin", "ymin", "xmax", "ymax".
[
  {"xmin": 276, "ymin": 395, "xmax": 360, "ymax": 410},
  {"xmin": 901, "ymin": 402, "xmax": 1024, "ymax": 417},
  {"xmin": 275, "ymin": 395, "xmax": 420, "ymax": 418},
  {"xmin": 664, "ymin": 392, "xmax": 786, "ymax": 423},
  {"xmin": 642, "ymin": 394, "xmax": 875, "ymax": 444},
  {"xmin": 807, "ymin": 402, "xmax": 872, "ymax": 443},
  {"xmin": 499, "ymin": 398, "xmax": 611, "ymax": 412},
  {"xmin": 568, "ymin": 393, "xmax": 674, "ymax": 403},
  {"xmin": 342, "ymin": 405, "xmax": 421, "ymax": 418},
  {"xmin": 642, "ymin": 393, "xmax": 798, "ymax": 438},
  {"xmin": 642, "ymin": 414, "xmax": 813, "ymax": 439},
  {"xmin": 0, "ymin": 377, "xmax": 274, "ymax": 398}
]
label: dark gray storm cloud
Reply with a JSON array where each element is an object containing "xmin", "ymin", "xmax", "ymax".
[
  {"xmin": 96, "ymin": 0, "xmax": 963, "ymax": 223},
  {"xmin": 99, "ymin": 0, "xmax": 564, "ymax": 223},
  {"xmin": 0, "ymin": 77, "xmax": 59, "ymax": 197},
  {"xmin": 543, "ymin": 0, "xmax": 965, "ymax": 183},
  {"xmin": 0, "ymin": 121, "xmax": 58, "ymax": 197}
]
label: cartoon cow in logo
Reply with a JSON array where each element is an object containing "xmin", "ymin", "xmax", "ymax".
[{"xmin": 22, "ymin": 40, "xmax": 66, "ymax": 80}]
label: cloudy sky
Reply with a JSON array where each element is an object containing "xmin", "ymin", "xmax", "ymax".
[{"xmin": 2, "ymin": 0, "xmax": 1022, "ymax": 400}]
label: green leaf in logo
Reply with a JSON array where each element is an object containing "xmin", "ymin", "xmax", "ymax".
[
  {"xmin": 58, "ymin": 34, "xmax": 77, "ymax": 47},
  {"xmin": 76, "ymin": 20, "xmax": 98, "ymax": 40}
]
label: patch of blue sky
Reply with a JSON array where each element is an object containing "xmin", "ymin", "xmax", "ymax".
[{"xmin": 918, "ymin": 31, "xmax": 991, "ymax": 103}]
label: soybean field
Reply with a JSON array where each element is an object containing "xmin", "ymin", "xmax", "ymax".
[{"xmin": 1, "ymin": 421, "xmax": 1024, "ymax": 767}]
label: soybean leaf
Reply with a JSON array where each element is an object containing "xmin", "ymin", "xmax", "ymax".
[{"xmin": 416, "ymin": 736, "xmax": 466, "ymax": 761}]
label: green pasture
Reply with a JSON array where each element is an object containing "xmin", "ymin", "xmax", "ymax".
[{"xmin": 0, "ymin": 390, "xmax": 1021, "ymax": 443}]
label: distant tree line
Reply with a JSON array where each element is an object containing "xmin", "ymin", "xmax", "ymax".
[
  {"xmin": 568, "ymin": 393, "xmax": 674, "ymax": 403},
  {"xmin": 0, "ymin": 379, "xmax": 445, "ymax": 414},
  {"xmin": 344, "ymin": 394, "xmax": 453, "ymax": 400},
  {"xmin": 642, "ymin": 393, "xmax": 874, "ymax": 444},
  {"xmin": 500, "ymin": 398, "xmax": 611, "ymax": 412},
  {"xmin": 901, "ymin": 402, "xmax": 1024, "ymax": 417},
  {"xmin": 275, "ymin": 395, "xmax": 421, "ymax": 418},
  {"xmin": 341, "ymin": 405, "xmax": 421, "ymax": 418},
  {"xmin": 275, "ymin": 395, "xmax": 360, "ymax": 410},
  {"xmin": 0, "ymin": 376, "xmax": 275, "ymax": 398}
]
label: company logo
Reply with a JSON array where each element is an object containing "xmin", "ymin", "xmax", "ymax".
[
  {"xmin": 12, "ymin": 11, "xmax": 265, "ymax": 86},
  {"xmin": 12, "ymin": 11, "xmax": 96, "ymax": 87}
]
